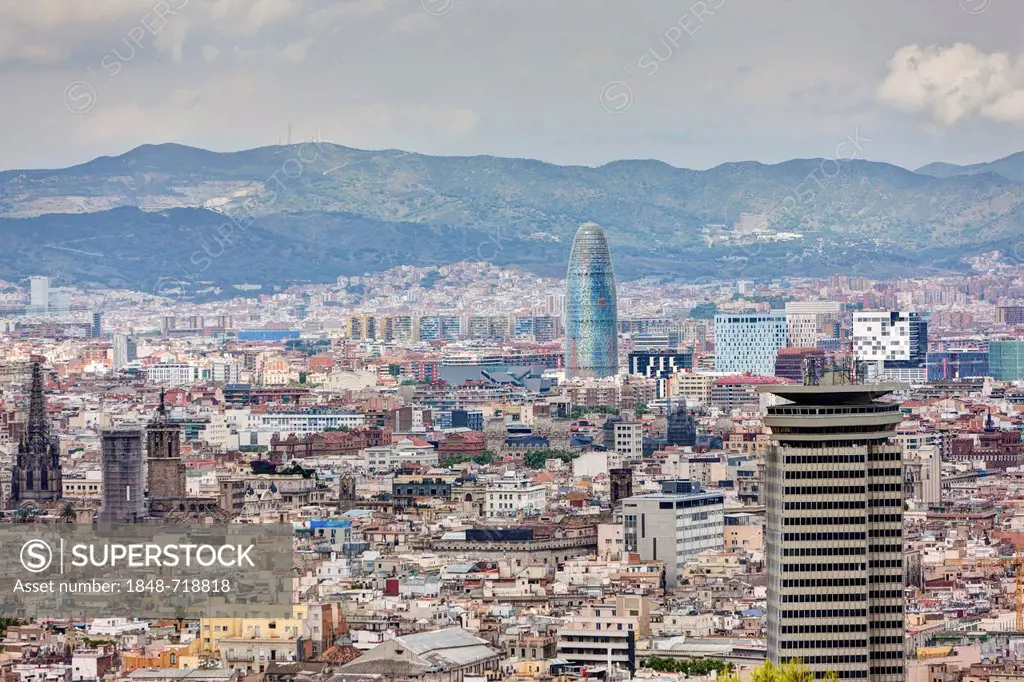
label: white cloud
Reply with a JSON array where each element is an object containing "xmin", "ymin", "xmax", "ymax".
[
  {"xmin": 233, "ymin": 36, "xmax": 313, "ymax": 63},
  {"xmin": 877, "ymin": 42, "xmax": 1024, "ymax": 126}
]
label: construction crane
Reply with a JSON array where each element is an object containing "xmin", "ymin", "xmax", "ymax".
[{"xmin": 939, "ymin": 546, "xmax": 1024, "ymax": 631}]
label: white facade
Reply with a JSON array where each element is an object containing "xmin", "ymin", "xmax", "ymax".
[
  {"xmin": 621, "ymin": 482, "xmax": 725, "ymax": 587},
  {"xmin": 361, "ymin": 438, "xmax": 439, "ymax": 471},
  {"xmin": 853, "ymin": 311, "xmax": 921, "ymax": 362},
  {"xmin": 485, "ymin": 472, "xmax": 548, "ymax": 518},
  {"xmin": 881, "ymin": 365, "xmax": 927, "ymax": 384},
  {"xmin": 146, "ymin": 363, "xmax": 200, "ymax": 386},
  {"xmin": 29, "ymin": 276, "xmax": 50, "ymax": 311},
  {"xmin": 257, "ymin": 411, "xmax": 365, "ymax": 435},
  {"xmin": 611, "ymin": 421, "xmax": 644, "ymax": 462},
  {"xmin": 556, "ymin": 614, "xmax": 636, "ymax": 672},
  {"xmin": 785, "ymin": 301, "xmax": 840, "ymax": 349},
  {"xmin": 784, "ymin": 301, "xmax": 842, "ymax": 315},
  {"xmin": 86, "ymin": 617, "xmax": 149, "ymax": 636},
  {"xmin": 714, "ymin": 313, "xmax": 787, "ymax": 376},
  {"xmin": 210, "ymin": 360, "xmax": 241, "ymax": 383},
  {"xmin": 112, "ymin": 334, "xmax": 137, "ymax": 370},
  {"xmin": 571, "ymin": 451, "xmax": 609, "ymax": 479},
  {"xmin": 906, "ymin": 444, "xmax": 941, "ymax": 506}
]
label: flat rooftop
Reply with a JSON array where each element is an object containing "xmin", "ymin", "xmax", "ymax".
[{"xmin": 756, "ymin": 382, "xmax": 906, "ymax": 404}]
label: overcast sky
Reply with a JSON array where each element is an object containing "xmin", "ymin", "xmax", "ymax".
[{"xmin": 3, "ymin": 0, "xmax": 1024, "ymax": 171}]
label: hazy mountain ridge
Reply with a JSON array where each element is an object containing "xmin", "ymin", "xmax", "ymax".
[
  {"xmin": 1, "ymin": 143, "xmax": 1023, "ymax": 293},
  {"xmin": 914, "ymin": 152, "xmax": 1024, "ymax": 183}
]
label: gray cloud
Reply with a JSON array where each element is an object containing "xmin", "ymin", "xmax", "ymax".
[{"xmin": 4, "ymin": 0, "xmax": 1024, "ymax": 171}]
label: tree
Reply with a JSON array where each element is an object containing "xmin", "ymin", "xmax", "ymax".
[
  {"xmin": 523, "ymin": 449, "xmax": 577, "ymax": 469},
  {"xmin": 472, "ymin": 450, "xmax": 494, "ymax": 465},
  {"xmin": 641, "ymin": 657, "xmax": 732, "ymax": 675},
  {"xmin": 720, "ymin": 660, "xmax": 836, "ymax": 682},
  {"xmin": 0, "ymin": 618, "xmax": 23, "ymax": 637},
  {"xmin": 570, "ymin": 405, "xmax": 619, "ymax": 419},
  {"xmin": 59, "ymin": 503, "xmax": 77, "ymax": 524},
  {"xmin": 635, "ymin": 403, "xmax": 649, "ymax": 417}
]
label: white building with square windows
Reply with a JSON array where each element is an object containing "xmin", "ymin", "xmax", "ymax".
[
  {"xmin": 621, "ymin": 480, "xmax": 725, "ymax": 587},
  {"xmin": 485, "ymin": 472, "xmax": 547, "ymax": 518},
  {"xmin": 852, "ymin": 311, "xmax": 926, "ymax": 362},
  {"xmin": 714, "ymin": 312, "xmax": 787, "ymax": 376}
]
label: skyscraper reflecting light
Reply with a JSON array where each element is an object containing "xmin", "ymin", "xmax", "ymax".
[{"xmin": 564, "ymin": 221, "xmax": 619, "ymax": 378}]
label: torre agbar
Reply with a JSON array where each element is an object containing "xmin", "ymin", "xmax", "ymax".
[
  {"xmin": 758, "ymin": 373, "xmax": 905, "ymax": 682},
  {"xmin": 564, "ymin": 221, "xmax": 619, "ymax": 379}
]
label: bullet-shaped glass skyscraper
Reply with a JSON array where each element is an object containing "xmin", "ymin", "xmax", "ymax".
[{"xmin": 565, "ymin": 222, "xmax": 619, "ymax": 378}]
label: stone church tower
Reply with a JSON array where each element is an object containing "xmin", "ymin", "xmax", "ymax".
[
  {"xmin": 147, "ymin": 389, "xmax": 185, "ymax": 506},
  {"xmin": 11, "ymin": 361, "xmax": 62, "ymax": 503}
]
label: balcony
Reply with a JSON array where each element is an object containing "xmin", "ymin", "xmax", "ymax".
[{"xmin": 224, "ymin": 652, "xmax": 256, "ymax": 662}]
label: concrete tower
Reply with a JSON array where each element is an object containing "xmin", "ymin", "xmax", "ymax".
[
  {"xmin": 758, "ymin": 372, "xmax": 905, "ymax": 682},
  {"xmin": 564, "ymin": 222, "xmax": 619, "ymax": 378},
  {"xmin": 11, "ymin": 360, "xmax": 62, "ymax": 504},
  {"xmin": 98, "ymin": 428, "xmax": 146, "ymax": 523}
]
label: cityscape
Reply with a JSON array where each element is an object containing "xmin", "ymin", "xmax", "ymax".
[{"xmin": 4, "ymin": 1, "xmax": 1024, "ymax": 682}]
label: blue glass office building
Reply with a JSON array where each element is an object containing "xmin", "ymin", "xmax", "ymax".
[
  {"xmin": 565, "ymin": 222, "xmax": 619, "ymax": 378},
  {"xmin": 926, "ymin": 351, "xmax": 989, "ymax": 381}
]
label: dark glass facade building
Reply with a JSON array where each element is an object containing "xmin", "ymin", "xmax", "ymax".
[{"xmin": 565, "ymin": 222, "xmax": 619, "ymax": 378}]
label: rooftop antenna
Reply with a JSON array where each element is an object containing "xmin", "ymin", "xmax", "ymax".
[{"xmin": 287, "ymin": 122, "xmax": 292, "ymax": 146}]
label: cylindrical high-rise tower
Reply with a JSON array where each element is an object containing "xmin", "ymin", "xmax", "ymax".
[
  {"xmin": 759, "ymin": 374, "xmax": 906, "ymax": 682},
  {"xmin": 564, "ymin": 221, "xmax": 619, "ymax": 378}
]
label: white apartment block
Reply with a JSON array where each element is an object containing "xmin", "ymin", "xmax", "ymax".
[
  {"xmin": 485, "ymin": 472, "xmax": 548, "ymax": 518},
  {"xmin": 785, "ymin": 301, "xmax": 840, "ymax": 348},
  {"xmin": 881, "ymin": 365, "xmax": 927, "ymax": 384},
  {"xmin": 29, "ymin": 276, "xmax": 50, "ymax": 311},
  {"xmin": 556, "ymin": 613, "xmax": 636, "ymax": 673},
  {"xmin": 611, "ymin": 421, "xmax": 644, "ymax": 462},
  {"xmin": 146, "ymin": 363, "xmax": 200, "ymax": 386},
  {"xmin": 621, "ymin": 480, "xmax": 725, "ymax": 587},
  {"xmin": 256, "ymin": 410, "xmax": 365, "ymax": 435},
  {"xmin": 63, "ymin": 470, "xmax": 103, "ymax": 501},
  {"xmin": 210, "ymin": 360, "xmax": 241, "ymax": 384},
  {"xmin": 361, "ymin": 438, "xmax": 439, "ymax": 471},
  {"xmin": 670, "ymin": 371, "xmax": 729, "ymax": 407}
]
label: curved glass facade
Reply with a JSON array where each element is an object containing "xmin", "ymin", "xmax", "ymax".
[{"xmin": 564, "ymin": 222, "xmax": 619, "ymax": 378}]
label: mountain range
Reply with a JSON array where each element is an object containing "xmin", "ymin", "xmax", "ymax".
[{"xmin": 2, "ymin": 142, "xmax": 1023, "ymax": 296}]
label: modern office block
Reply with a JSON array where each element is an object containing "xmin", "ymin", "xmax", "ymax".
[
  {"xmin": 988, "ymin": 340, "xmax": 1024, "ymax": 381},
  {"xmin": 759, "ymin": 373, "xmax": 905, "ymax": 682},
  {"xmin": 621, "ymin": 480, "xmax": 725, "ymax": 587},
  {"xmin": 714, "ymin": 312, "xmax": 787, "ymax": 376}
]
